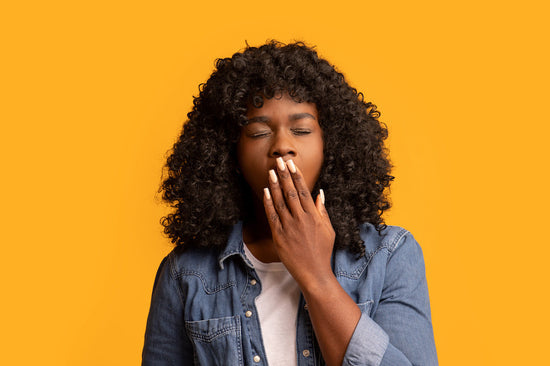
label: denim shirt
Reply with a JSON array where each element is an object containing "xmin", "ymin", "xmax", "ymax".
[{"xmin": 142, "ymin": 222, "xmax": 438, "ymax": 366}]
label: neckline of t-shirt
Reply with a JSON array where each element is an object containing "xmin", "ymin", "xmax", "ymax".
[{"xmin": 243, "ymin": 242, "xmax": 288, "ymax": 273}]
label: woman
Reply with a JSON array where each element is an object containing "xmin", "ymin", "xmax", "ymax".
[{"xmin": 142, "ymin": 40, "xmax": 438, "ymax": 365}]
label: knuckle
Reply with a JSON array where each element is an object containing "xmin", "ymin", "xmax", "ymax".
[
  {"xmin": 276, "ymin": 202, "xmax": 287, "ymax": 211},
  {"xmin": 286, "ymin": 189, "xmax": 298, "ymax": 199},
  {"xmin": 279, "ymin": 170, "xmax": 290, "ymax": 179},
  {"xmin": 298, "ymin": 189, "xmax": 310, "ymax": 199},
  {"xmin": 269, "ymin": 213, "xmax": 279, "ymax": 223}
]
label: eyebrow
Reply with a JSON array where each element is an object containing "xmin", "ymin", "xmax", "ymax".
[
  {"xmin": 246, "ymin": 113, "xmax": 317, "ymax": 124},
  {"xmin": 290, "ymin": 113, "xmax": 316, "ymax": 121},
  {"xmin": 246, "ymin": 116, "xmax": 270, "ymax": 124}
]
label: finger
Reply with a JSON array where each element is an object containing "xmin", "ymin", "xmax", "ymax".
[
  {"xmin": 275, "ymin": 157, "xmax": 304, "ymax": 215},
  {"xmin": 263, "ymin": 187, "xmax": 283, "ymax": 233},
  {"xmin": 268, "ymin": 168, "xmax": 292, "ymax": 222},
  {"xmin": 286, "ymin": 159, "xmax": 316, "ymax": 213},
  {"xmin": 315, "ymin": 188, "xmax": 330, "ymax": 220}
]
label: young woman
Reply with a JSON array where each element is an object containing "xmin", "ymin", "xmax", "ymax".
[{"xmin": 142, "ymin": 41, "xmax": 438, "ymax": 366}]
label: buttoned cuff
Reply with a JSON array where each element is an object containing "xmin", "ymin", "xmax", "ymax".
[{"xmin": 343, "ymin": 312, "xmax": 389, "ymax": 366}]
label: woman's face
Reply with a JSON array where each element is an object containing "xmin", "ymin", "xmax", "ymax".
[{"xmin": 237, "ymin": 94, "xmax": 324, "ymax": 201}]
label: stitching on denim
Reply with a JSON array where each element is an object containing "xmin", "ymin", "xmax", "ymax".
[
  {"xmin": 235, "ymin": 319, "xmax": 243, "ymax": 364},
  {"xmin": 356, "ymin": 300, "xmax": 374, "ymax": 307},
  {"xmin": 356, "ymin": 300, "xmax": 374, "ymax": 317},
  {"xmin": 168, "ymin": 252, "xmax": 185, "ymax": 305},
  {"xmin": 175, "ymin": 269, "xmax": 236, "ymax": 294},
  {"xmin": 385, "ymin": 228, "xmax": 409, "ymax": 264},
  {"xmin": 335, "ymin": 227, "xmax": 410, "ymax": 279},
  {"xmin": 185, "ymin": 317, "xmax": 244, "ymax": 364},
  {"xmin": 335, "ymin": 258, "xmax": 368, "ymax": 279},
  {"xmin": 386, "ymin": 227, "xmax": 409, "ymax": 252},
  {"xmin": 239, "ymin": 273, "xmax": 249, "ymax": 301},
  {"xmin": 240, "ymin": 271, "xmax": 260, "ymax": 302},
  {"xmin": 185, "ymin": 322, "xmax": 239, "ymax": 342},
  {"xmin": 335, "ymin": 247, "xmax": 381, "ymax": 279},
  {"xmin": 218, "ymin": 250, "xmax": 242, "ymax": 269}
]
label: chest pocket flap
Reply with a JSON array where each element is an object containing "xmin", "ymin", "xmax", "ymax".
[{"xmin": 185, "ymin": 315, "xmax": 243, "ymax": 366}]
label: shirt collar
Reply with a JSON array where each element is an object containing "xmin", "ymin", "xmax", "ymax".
[{"xmin": 217, "ymin": 221, "xmax": 254, "ymax": 270}]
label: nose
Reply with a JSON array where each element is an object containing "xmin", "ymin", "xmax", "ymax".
[{"xmin": 269, "ymin": 131, "xmax": 296, "ymax": 158}]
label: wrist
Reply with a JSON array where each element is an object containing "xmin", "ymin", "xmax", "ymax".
[{"xmin": 298, "ymin": 268, "xmax": 338, "ymax": 299}]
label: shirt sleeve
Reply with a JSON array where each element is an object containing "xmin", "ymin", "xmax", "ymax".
[
  {"xmin": 343, "ymin": 232, "xmax": 438, "ymax": 366},
  {"xmin": 142, "ymin": 253, "xmax": 194, "ymax": 366}
]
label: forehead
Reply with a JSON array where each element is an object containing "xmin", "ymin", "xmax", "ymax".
[{"xmin": 246, "ymin": 94, "xmax": 318, "ymax": 119}]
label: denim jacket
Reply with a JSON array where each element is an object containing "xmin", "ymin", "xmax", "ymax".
[{"xmin": 142, "ymin": 222, "xmax": 438, "ymax": 366}]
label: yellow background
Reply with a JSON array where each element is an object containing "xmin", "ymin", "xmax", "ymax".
[{"xmin": 1, "ymin": 0, "xmax": 549, "ymax": 364}]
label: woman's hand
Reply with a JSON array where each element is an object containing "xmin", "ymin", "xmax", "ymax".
[
  {"xmin": 263, "ymin": 157, "xmax": 335, "ymax": 288},
  {"xmin": 263, "ymin": 157, "xmax": 361, "ymax": 366}
]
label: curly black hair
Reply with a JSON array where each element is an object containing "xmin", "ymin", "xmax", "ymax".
[{"xmin": 159, "ymin": 40, "xmax": 393, "ymax": 257}]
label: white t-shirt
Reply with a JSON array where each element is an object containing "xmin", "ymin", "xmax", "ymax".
[{"xmin": 244, "ymin": 244, "xmax": 300, "ymax": 366}]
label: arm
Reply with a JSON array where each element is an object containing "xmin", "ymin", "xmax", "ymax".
[
  {"xmin": 300, "ymin": 271, "xmax": 363, "ymax": 366},
  {"xmin": 378, "ymin": 232, "xmax": 438, "ymax": 365},
  {"xmin": 265, "ymin": 159, "xmax": 437, "ymax": 366},
  {"xmin": 142, "ymin": 254, "xmax": 194, "ymax": 366},
  {"xmin": 344, "ymin": 232, "xmax": 438, "ymax": 365},
  {"xmin": 264, "ymin": 158, "xmax": 361, "ymax": 366}
]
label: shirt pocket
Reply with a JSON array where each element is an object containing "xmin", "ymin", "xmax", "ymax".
[{"xmin": 185, "ymin": 315, "xmax": 244, "ymax": 366}]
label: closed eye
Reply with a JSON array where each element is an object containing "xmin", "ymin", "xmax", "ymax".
[
  {"xmin": 249, "ymin": 131, "xmax": 271, "ymax": 138},
  {"xmin": 292, "ymin": 129, "xmax": 312, "ymax": 136}
]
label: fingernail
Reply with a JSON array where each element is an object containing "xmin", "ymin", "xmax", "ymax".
[
  {"xmin": 276, "ymin": 157, "xmax": 286, "ymax": 171},
  {"xmin": 287, "ymin": 159, "xmax": 296, "ymax": 173},
  {"xmin": 269, "ymin": 169, "xmax": 278, "ymax": 184},
  {"xmin": 264, "ymin": 187, "xmax": 271, "ymax": 200},
  {"xmin": 320, "ymin": 189, "xmax": 325, "ymax": 205}
]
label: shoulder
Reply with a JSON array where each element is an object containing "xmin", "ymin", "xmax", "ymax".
[
  {"xmin": 165, "ymin": 221, "xmax": 245, "ymax": 272},
  {"xmin": 333, "ymin": 223, "xmax": 424, "ymax": 278},
  {"xmin": 168, "ymin": 245, "xmax": 220, "ymax": 268},
  {"xmin": 359, "ymin": 223, "xmax": 420, "ymax": 257}
]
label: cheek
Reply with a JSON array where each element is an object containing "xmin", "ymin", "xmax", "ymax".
[
  {"xmin": 313, "ymin": 141, "xmax": 325, "ymax": 183},
  {"xmin": 237, "ymin": 147, "xmax": 266, "ymax": 193},
  {"xmin": 311, "ymin": 137, "xmax": 324, "ymax": 167},
  {"xmin": 302, "ymin": 147, "xmax": 324, "ymax": 189}
]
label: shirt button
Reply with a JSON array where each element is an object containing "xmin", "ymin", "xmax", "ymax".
[
  {"xmin": 250, "ymin": 279, "xmax": 257, "ymax": 285},
  {"xmin": 245, "ymin": 310, "xmax": 253, "ymax": 318},
  {"xmin": 304, "ymin": 303, "xmax": 309, "ymax": 310},
  {"xmin": 253, "ymin": 355, "xmax": 261, "ymax": 362},
  {"xmin": 302, "ymin": 349, "xmax": 310, "ymax": 357}
]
